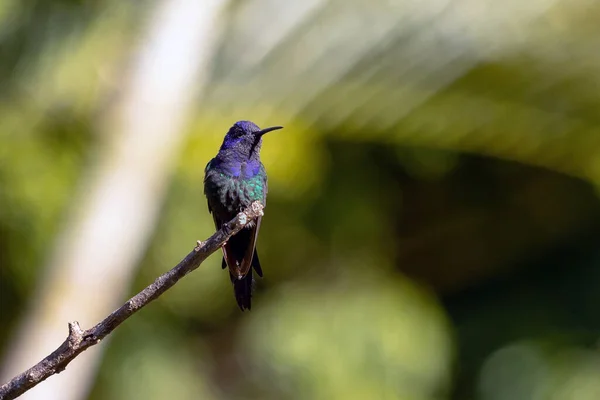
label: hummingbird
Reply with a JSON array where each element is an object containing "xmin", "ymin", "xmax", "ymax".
[{"xmin": 204, "ymin": 121, "xmax": 283, "ymax": 310}]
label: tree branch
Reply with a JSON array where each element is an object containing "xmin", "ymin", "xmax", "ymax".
[{"xmin": 0, "ymin": 202, "xmax": 265, "ymax": 400}]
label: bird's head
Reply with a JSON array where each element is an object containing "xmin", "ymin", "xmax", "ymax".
[{"xmin": 219, "ymin": 120, "xmax": 283, "ymax": 160}]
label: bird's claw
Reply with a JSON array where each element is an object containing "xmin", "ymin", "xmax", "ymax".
[{"xmin": 194, "ymin": 240, "xmax": 203, "ymax": 252}]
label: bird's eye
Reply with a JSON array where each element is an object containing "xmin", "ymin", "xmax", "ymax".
[{"xmin": 232, "ymin": 126, "xmax": 245, "ymax": 138}]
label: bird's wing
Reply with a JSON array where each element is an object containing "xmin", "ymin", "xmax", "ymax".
[
  {"xmin": 223, "ymin": 217, "xmax": 260, "ymax": 279},
  {"xmin": 224, "ymin": 171, "xmax": 266, "ymax": 279},
  {"xmin": 204, "ymin": 159, "xmax": 215, "ymax": 213}
]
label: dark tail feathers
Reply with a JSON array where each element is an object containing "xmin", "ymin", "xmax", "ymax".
[
  {"xmin": 224, "ymin": 251, "xmax": 262, "ymax": 311},
  {"xmin": 230, "ymin": 269, "xmax": 254, "ymax": 311},
  {"xmin": 222, "ymin": 251, "xmax": 263, "ymax": 277}
]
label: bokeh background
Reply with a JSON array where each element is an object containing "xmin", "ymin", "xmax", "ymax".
[{"xmin": 1, "ymin": 0, "xmax": 600, "ymax": 399}]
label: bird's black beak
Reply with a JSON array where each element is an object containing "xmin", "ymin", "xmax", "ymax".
[{"xmin": 255, "ymin": 126, "xmax": 283, "ymax": 136}]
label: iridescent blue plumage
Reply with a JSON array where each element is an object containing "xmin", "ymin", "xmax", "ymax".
[{"xmin": 204, "ymin": 121, "xmax": 282, "ymax": 310}]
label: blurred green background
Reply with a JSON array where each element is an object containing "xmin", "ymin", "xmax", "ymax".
[{"xmin": 1, "ymin": 1, "xmax": 600, "ymax": 399}]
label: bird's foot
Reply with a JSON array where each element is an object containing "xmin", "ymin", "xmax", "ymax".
[{"xmin": 194, "ymin": 240, "xmax": 204, "ymax": 252}]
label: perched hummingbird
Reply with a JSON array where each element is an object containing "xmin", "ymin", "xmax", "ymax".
[{"xmin": 204, "ymin": 121, "xmax": 283, "ymax": 311}]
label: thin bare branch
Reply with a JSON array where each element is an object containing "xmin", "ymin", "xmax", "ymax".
[{"xmin": 0, "ymin": 202, "xmax": 265, "ymax": 400}]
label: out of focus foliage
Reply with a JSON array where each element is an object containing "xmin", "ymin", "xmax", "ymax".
[{"xmin": 2, "ymin": 1, "xmax": 600, "ymax": 399}]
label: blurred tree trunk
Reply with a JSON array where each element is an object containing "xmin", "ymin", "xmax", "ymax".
[{"xmin": 0, "ymin": 1, "xmax": 226, "ymax": 399}]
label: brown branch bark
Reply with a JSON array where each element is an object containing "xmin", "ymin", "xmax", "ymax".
[{"xmin": 0, "ymin": 202, "xmax": 265, "ymax": 400}]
